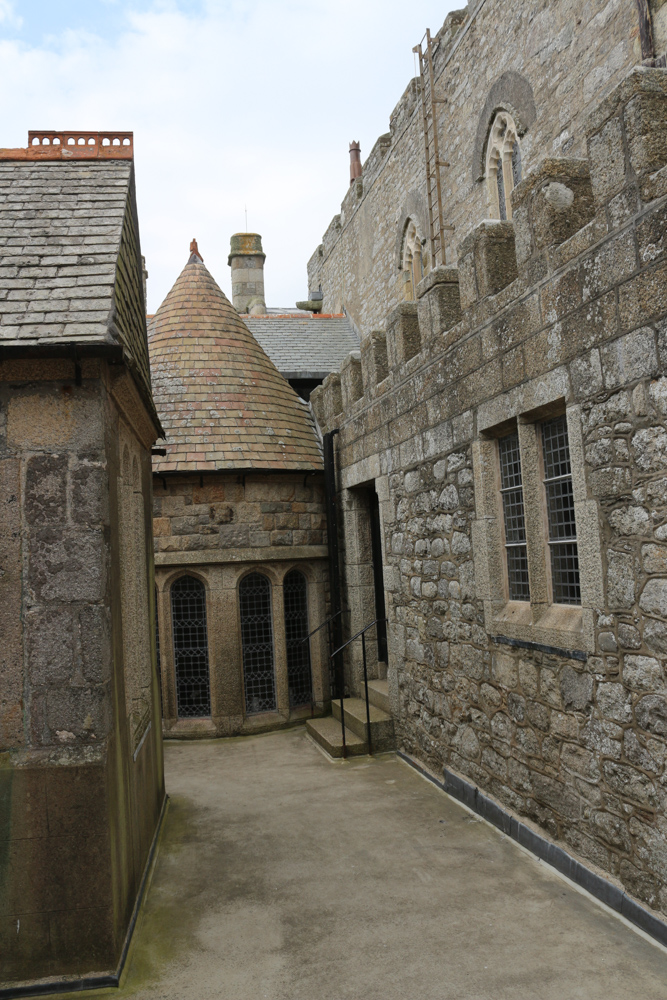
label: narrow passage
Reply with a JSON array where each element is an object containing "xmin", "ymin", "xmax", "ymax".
[{"xmin": 71, "ymin": 730, "xmax": 667, "ymax": 1000}]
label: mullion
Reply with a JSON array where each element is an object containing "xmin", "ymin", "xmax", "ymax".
[
  {"xmin": 541, "ymin": 416, "xmax": 581, "ymax": 605},
  {"xmin": 498, "ymin": 432, "xmax": 530, "ymax": 601}
]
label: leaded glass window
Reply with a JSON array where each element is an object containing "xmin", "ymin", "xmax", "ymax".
[
  {"xmin": 498, "ymin": 432, "xmax": 530, "ymax": 601},
  {"xmin": 541, "ymin": 416, "xmax": 581, "ymax": 605},
  {"xmin": 171, "ymin": 576, "xmax": 211, "ymax": 718},
  {"xmin": 283, "ymin": 570, "xmax": 313, "ymax": 708},
  {"xmin": 240, "ymin": 572, "xmax": 276, "ymax": 714}
]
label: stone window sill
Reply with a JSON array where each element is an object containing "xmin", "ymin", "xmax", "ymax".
[{"xmin": 487, "ymin": 600, "xmax": 591, "ymax": 654}]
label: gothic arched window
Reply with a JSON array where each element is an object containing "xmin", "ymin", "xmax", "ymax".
[
  {"xmin": 402, "ymin": 219, "xmax": 427, "ymax": 301},
  {"xmin": 486, "ymin": 110, "xmax": 522, "ymax": 221},
  {"xmin": 239, "ymin": 572, "xmax": 276, "ymax": 714},
  {"xmin": 171, "ymin": 575, "xmax": 211, "ymax": 718},
  {"xmin": 283, "ymin": 570, "xmax": 313, "ymax": 708}
]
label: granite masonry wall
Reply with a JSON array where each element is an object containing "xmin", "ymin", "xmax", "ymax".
[
  {"xmin": 0, "ymin": 357, "xmax": 164, "ymax": 987},
  {"xmin": 311, "ymin": 68, "xmax": 667, "ymax": 919},
  {"xmin": 307, "ymin": 0, "xmax": 647, "ymax": 337},
  {"xmin": 152, "ymin": 472, "xmax": 331, "ymax": 738}
]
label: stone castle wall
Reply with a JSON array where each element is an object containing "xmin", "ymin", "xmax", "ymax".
[
  {"xmin": 307, "ymin": 0, "xmax": 643, "ymax": 337},
  {"xmin": 311, "ymin": 68, "xmax": 667, "ymax": 919}
]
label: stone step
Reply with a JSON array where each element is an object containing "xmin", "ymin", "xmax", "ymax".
[
  {"xmin": 332, "ymin": 697, "xmax": 395, "ymax": 752},
  {"xmin": 367, "ymin": 679, "xmax": 390, "ymax": 715},
  {"xmin": 306, "ymin": 717, "xmax": 368, "ymax": 758}
]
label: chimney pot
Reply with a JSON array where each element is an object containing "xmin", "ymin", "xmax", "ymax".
[{"xmin": 349, "ymin": 141, "xmax": 362, "ymax": 185}]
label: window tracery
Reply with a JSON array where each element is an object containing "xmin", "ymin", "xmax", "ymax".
[
  {"xmin": 485, "ymin": 110, "xmax": 522, "ymax": 221},
  {"xmin": 401, "ymin": 219, "xmax": 427, "ymax": 301}
]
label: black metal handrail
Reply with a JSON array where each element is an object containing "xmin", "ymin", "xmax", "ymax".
[
  {"xmin": 332, "ymin": 619, "xmax": 387, "ymax": 757},
  {"xmin": 299, "ymin": 609, "xmax": 344, "ymax": 644}
]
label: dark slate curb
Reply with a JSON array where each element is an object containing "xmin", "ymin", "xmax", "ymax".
[
  {"xmin": 0, "ymin": 794, "xmax": 170, "ymax": 999},
  {"xmin": 397, "ymin": 751, "xmax": 667, "ymax": 949}
]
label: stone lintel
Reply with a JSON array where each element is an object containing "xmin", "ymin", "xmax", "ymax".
[{"xmin": 155, "ymin": 545, "xmax": 329, "ymax": 567}]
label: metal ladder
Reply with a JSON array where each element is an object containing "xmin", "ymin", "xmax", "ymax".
[{"xmin": 413, "ymin": 28, "xmax": 454, "ymax": 269}]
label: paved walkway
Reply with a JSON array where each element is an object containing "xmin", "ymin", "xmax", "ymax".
[{"xmin": 72, "ymin": 729, "xmax": 667, "ymax": 999}]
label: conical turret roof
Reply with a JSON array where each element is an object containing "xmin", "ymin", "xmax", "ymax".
[{"xmin": 148, "ymin": 248, "xmax": 323, "ymax": 473}]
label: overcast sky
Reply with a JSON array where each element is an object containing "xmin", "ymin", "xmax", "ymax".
[{"xmin": 0, "ymin": 1, "xmax": 460, "ymax": 312}]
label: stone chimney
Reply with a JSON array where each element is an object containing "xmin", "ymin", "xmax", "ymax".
[
  {"xmin": 349, "ymin": 141, "xmax": 362, "ymax": 185},
  {"xmin": 228, "ymin": 232, "xmax": 266, "ymax": 315}
]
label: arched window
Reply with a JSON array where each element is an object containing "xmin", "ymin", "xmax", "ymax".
[
  {"xmin": 239, "ymin": 573, "xmax": 276, "ymax": 714},
  {"xmin": 486, "ymin": 110, "xmax": 522, "ymax": 221},
  {"xmin": 402, "ymin": 219, "xmax": 427, "ymax": 301},
  {"xmin": 283, "ymin": 570, "xmax": 313, "ymax": 708},
  {"xmin": 170, "ymin": 576, "xmax": 211, "ymax": 717}
]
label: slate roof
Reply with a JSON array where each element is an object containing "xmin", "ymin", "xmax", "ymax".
[
  {"xmin": 243, "ymin": 313, "xmax": 359, "ymax": 379},
  {"xmin": 0, "ymin": 161, "xmax": 131, "ymax": 343},
  {"xmin": 148, "ymin": 255, "xmax": 323, "ymax": 473},
  {"xmin": 0, "ymin": 159, "xmax": 155, "ymax": 407}
]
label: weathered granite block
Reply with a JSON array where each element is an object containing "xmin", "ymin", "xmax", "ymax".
[
  {"xmin": 587, "ymin": 67, "xmax": 667, "ymax": 207},
  {"xmin": 457, "ymin": 221, "xmax": 518, "ymax": 308},
  {"xmin": 341, "ymin": 350, "xmax": 363, "ymax": 408},
  {"xmin": 511, "ymin": 158, "xmax": 595, "ymax": 267},
  {"xmin": 361, "ymin": 331, "xmax": 389, "ymax": 392},
  {"xmin": 386, "ymin": 302, "xmax": 420, "ymax": 366},
  {"xmin": 417, "ymin": 266, "xmax": 462, "ymax": 339}
]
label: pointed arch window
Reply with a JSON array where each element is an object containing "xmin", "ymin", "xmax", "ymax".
[
  {"xmin": 283, "ymin": 570, "xmax": 313, "ymax": 708},
  {"xmin": 240, "ymin": 572, "xmax": 276, "ymax": 714},
  {"xmin": 402, "ymin": 219, "xmax": 427, "ymax": 300},
  {"xmin": 171, "ymin": 576, "xmax": 211, "ymax": 718},
  {"xmin": 486, "ymin": 111, "xmax": 522, "ymax": 221}
]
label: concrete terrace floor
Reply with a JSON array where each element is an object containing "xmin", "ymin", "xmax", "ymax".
[{"xmin": 68, "ymin": 728, "xmax": 667, "ymax": 999}]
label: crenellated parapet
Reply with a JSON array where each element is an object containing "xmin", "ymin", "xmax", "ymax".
[{"xmin": 311, "ymin": 67, "xmax": 667, "ymax": 439}]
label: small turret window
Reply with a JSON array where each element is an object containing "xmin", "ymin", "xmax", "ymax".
[{"xmin": 486, "ymin": 111, "xmax": 522, "ymax": 221}]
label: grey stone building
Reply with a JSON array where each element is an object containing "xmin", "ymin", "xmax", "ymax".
[
  {"xmin": 307, "ymin": 0, "xmax": 666, "ymax": 336},
  {"xmin": 307, "ymin": 1, "xmax": 667, "ymax": 945},
  {"xmin": 0, "ymin": 133, "xmax": 164, "ymax": 990}
]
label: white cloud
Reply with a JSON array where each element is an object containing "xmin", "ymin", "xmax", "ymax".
[
  {"xmin": 0, "ymin": 0, "xmax": 21, "ymax": 27},
  {"xmin": 0, "ymin": 0, "xmax": 460, "ymax": 312}
]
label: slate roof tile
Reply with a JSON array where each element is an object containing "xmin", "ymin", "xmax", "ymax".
[
  {"xmin": 0, "ymin": 161, "xmax": 130, "ymax": 348},
  {"xmin": 242, "ymin": 313, "xmax": 359, "ymax": 379},
  {"xmin": 148, "ymin": 257, "xmax": 323, "ymax": 473}
]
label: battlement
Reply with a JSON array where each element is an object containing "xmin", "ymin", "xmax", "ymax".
[
  {"xmin": 0, "ymin": 130, "xmax": 134, "ymax": 160},
  {"xmin": 311, "ymin": 67, "xmax": 667, "ymax": 437}
]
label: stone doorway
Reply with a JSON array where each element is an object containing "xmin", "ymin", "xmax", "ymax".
[
  {"xmin": 342, "ymin": 483, "xmax": 389, "ymax": 692},
  {"xmin": 369, "ymin": 488, "xmax": 388, "ymax": 668}
]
